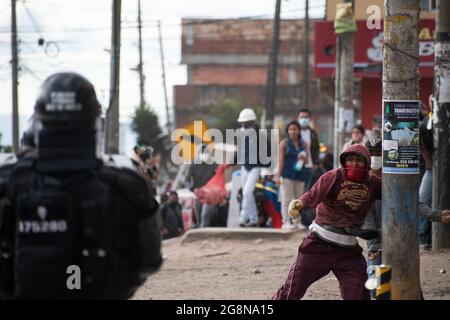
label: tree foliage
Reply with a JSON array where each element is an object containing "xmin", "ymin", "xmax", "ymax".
[
  {"xmin": 207, "ymin": 97, "xmax": 263, "ymax": 134},
  {"xmin": 0, "ymin": 145, "xmax": 12, "ymax": 153},
  {"xmin": 130, "ymin": 104, "xmax": 166, "ymax": 154}
]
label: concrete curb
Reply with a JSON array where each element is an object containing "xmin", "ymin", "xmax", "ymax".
[{"xmin": 180, "ymin": 227, "xmax": 303, "ymax": 243}]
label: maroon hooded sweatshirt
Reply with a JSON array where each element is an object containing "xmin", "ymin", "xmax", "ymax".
[{"xmin": 300, "ymin": 144, "xmax": 381, "ymax": 228}]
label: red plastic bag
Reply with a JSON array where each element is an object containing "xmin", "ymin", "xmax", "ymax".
[{"xmin": 195, "ymin": 164, "xmax": 228, "ymax": 205}]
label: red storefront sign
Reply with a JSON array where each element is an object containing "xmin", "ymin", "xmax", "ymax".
[{"xmin": 315, "ymin": 20, "xmax": 435, "ymax": 78}]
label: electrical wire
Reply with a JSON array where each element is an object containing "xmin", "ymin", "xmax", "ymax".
[
  {"xmin": 0, "ymin": 5, "xmax": 325, "ymax": 33},
  {"xmin": 21, "ymin": 63, "xmax": 43, "ymax": 82},
  {"xmin": 23, "ymin": 2, "xmax": 43, "ymax": 36},
  {"xmin": 0, "ymin": 4, "xmax": 10, "ymax": 13},
  {"xmin": 1, "ymin": 1, "xmax": 325, "ymax": 88}
]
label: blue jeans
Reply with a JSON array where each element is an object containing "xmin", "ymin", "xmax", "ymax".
[{"xmin": 419, "ymin": 170, "xmax": 432, "ymax": 245}]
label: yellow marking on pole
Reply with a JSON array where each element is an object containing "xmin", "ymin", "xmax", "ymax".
[
  {"xmin": 375, "ymin": 265, "xmax": 392, "ymax": 300},
  {"xmin": 376, "ymin": 283, "xmax": 391, "ymax": 296}
]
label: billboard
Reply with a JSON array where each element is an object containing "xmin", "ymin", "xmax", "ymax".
[{"xmin": 314, "ymin": 20, "xmax": 435, "ymax": 78}]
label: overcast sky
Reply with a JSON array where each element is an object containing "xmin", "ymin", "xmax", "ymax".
[{"xmin": 0, "ymin": 0, "xmax": 325, "ymax": 133}]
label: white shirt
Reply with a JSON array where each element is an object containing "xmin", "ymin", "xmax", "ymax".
[{"xmin": 301, "ymin": 128, "xmax": 313, "ymax": 168}]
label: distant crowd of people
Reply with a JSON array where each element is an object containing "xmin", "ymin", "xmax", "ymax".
[
  {"xmin": 134, "ymin": 98, "xmax": 449, "ymax": 251},
  {"xmin": 147, "ymin": 100, "xmax": 450, "ymax": 301},
  {"xmin": 5, "ymin": 70, "xmax": 447, "ymax": 301}
]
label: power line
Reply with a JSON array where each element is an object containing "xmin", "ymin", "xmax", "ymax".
[
  {"xmin": 138, "ymin": 4, "xmax": 326, "ymax": 25},
  {"xmin": 22, "ymin": 2, "xmax": 43, "ymax": 36},
  {"xmin": 123, "ymin": 6, "xmax": 326, "ymax": 27},
  {"xmin": 0, "ymin": 2, "xmax": 326, "ymax": 90},
  {"xmin": 22, "ymin": 0, "xmax": 138, "ymax": 15},
  {"xmin": 0, "ymin": 5, "xmax": 325, "ymax": 34},
  {"xmin": 0, "ymin": 4, "xmax": 10, "ymax": 13},
  {"xmin": 21, "ymin": 40, "xmax": 76, "ymax": 71},
  {"xmin": 21, "ymin": 63, "xmax": 43, "ymax": 82}
]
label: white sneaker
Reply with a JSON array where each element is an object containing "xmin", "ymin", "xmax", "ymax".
[
  {"xmin": 298, "ymin": 223, "xmax": 309, "ymax": 231},
  {"xmin": 282, "ymin": 222, "xmax": 295, "ymax": 230}
]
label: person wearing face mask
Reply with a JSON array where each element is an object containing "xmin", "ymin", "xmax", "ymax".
[
  {"xmin": 361, "ymin": 138, "xmax": 450, "ymax": 298},
  {"xmin": 131, "ymin": 140, "xmax": 158, "ymax": 196},
  {"xmin": 186, "ymin": 144, "xmax": 217, "ymax": 227},
  {"xmin": 342, "ymin": 125, "xmax": 367, "ymax": 152},
  {"xmin": 236, "ymin": 108, "xmax": 271, "ymax": 227},
  {"xmin": 297, "ymin": 109, "xmax": 320, "ymax": 177},
  {"xmin": 273, "ymin": 144, "xmax": 381, "ymax": 300},
  {"xmin": 297, "ymin": 109, "xmax": 320, "ymax": 228},
  {"xmin": 131, "ymin": 140, "xmax": 154, "ymax": 182}
]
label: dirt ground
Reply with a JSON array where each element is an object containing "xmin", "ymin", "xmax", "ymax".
[{"xmin": 133, "ymin": 230, "xmax": 450, "ymax": 300}]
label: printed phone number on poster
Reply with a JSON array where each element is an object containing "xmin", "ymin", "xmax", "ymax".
[{"xmin": 386, "ymin": 160, "xmax": 419, "ymax": 168}]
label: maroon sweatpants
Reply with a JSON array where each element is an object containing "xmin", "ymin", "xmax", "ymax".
[{"xmin": 273, "ymin": 232, "xmax": 370, "ymax": 300}]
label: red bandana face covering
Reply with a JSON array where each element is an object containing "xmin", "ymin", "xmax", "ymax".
[{"xmin": 345, "ymin": 165, "xmax": 367, "ymax": 181}]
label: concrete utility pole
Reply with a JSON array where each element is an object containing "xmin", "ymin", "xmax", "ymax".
[
  {"xmin": 333, "ymin": 0, "xmax": 355, "ymax": 168},
  {"xmin": 105, "ymin": 0, "xmax": 121, "ymax": 154},
  {"xmin": 382, "ymin": 0, "xmax": 421, "ymax": 299},
  {"xmin": 137, "ymin": 0, "xmax": 145, "ymax": 108},
  {"xmin": 264, "ymin": 0, "xmax": 281, "ymax": 129},
  {"xmin": 301, "ymin": 0, "xmax": 310, "ymax": 110},
  {"xmin": 158, "ymin": 21, "xmax": 171, "ymax": 133},
  {"xmin": 11, "ymin": 0, "xmax": 19, "ymax": 154},
  {"xmin": 432, "ymin": 0, "xmax": 450, "ymax": 250}
]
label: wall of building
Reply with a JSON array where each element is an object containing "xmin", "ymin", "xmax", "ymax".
[
  {"xmin": 174, "ymin": 18, "xmax": 335, "ymax": 146},
  {"xmin": 181, "ymin": 18, "xmax": 315, "ymax": 86},
  {"xmin": 190, "ymin": 65, "xmax": 310, "ymax": 85},
  {"xmin": 182, "ymin": 19, "xmax": 307, "ymax": 49}
]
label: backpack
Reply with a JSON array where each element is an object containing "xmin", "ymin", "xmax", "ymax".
[{"xmin": 0, "ymin": 156, "xmax": 162, "ymax": 299}]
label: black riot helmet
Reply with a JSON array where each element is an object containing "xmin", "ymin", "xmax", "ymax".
[
  {"xmin": 32, "ymin": 73, "xmax": 103, "ymax": 172},
  {"xmin": 34, "ymin": 72, "xmax": 101, "ymax": 128}
]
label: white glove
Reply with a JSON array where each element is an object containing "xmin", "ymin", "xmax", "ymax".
[{"xmin": 288, "ymin": 199, "xmax": 303, "ymax": 218}]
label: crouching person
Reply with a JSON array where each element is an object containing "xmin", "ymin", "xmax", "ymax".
[{"xmin": 272, "ymin": 145, "xmax": 381, "ymax": 300}]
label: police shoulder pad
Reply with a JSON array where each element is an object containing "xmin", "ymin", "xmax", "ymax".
[
  {"xmin": 0, "ymin": 155, "xmax": 19, "ymax": 196},
  {"xmin": 0, "ymin": 154, "xmax": 17, "ymax": 167},
  {"xmin": 100, "ymin": 156, "xmax": 154, "ymax": 213},
  {"xmin": 101, "ymin": 154, "xmax": 137, "ymax": 171}
]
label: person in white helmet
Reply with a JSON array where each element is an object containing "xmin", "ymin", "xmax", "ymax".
[{"xmin": 236, "ymin": 108, "xmax": 271, "ymax": 227}]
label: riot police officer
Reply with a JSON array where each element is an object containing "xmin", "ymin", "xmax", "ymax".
[{"xmin": 0, "ymin": 72, "xmax": 162, "ymax": 299}]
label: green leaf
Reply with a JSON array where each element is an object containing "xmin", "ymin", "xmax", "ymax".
[{"xmin": 130, "ymin": 104, "xmax": 167, "ymax": 154}]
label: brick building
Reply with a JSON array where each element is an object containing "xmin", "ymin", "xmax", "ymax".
[{"xmin": 173, "ymin": 18, "xmax": 335, "ymax": 145}]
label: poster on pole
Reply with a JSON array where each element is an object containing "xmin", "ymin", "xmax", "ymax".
[{"xmin": 382, "ymin": 100, "xmax": 420, "ymax": 174}]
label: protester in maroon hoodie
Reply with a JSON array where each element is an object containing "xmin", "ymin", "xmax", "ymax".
[{"xmin": 272, "ymin": 144, "xmax": 381, "ymax": 300}]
